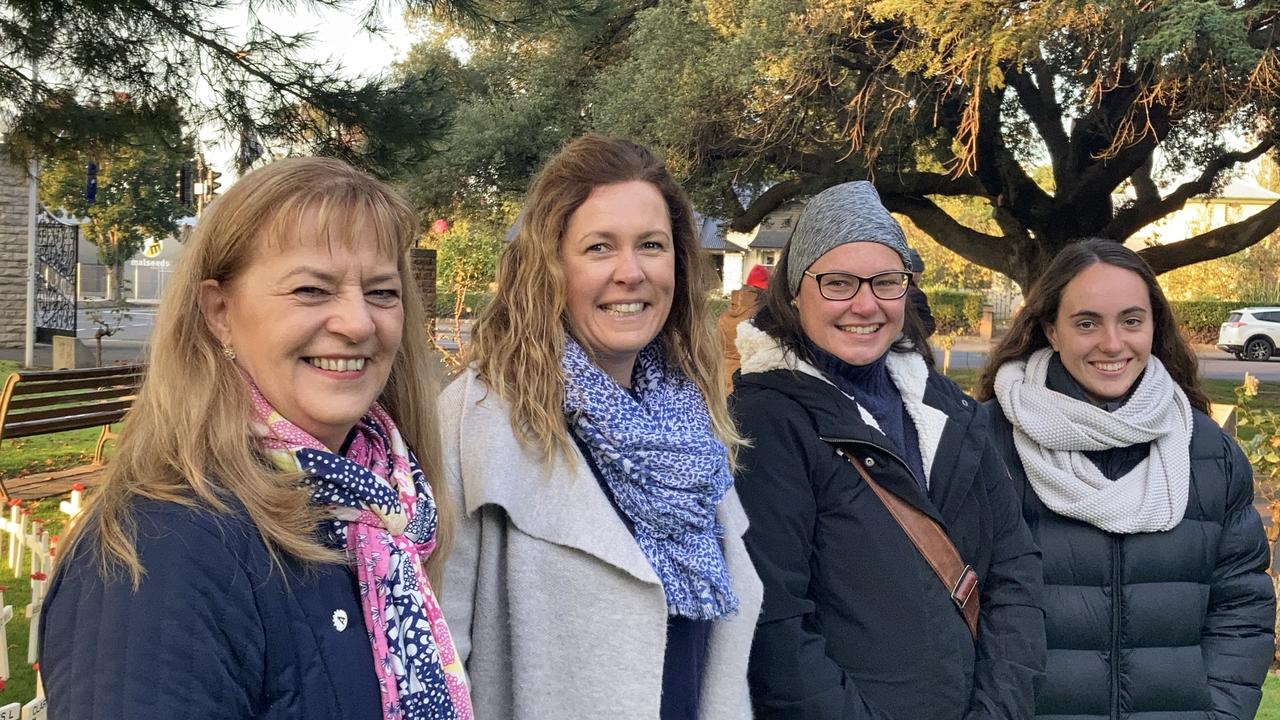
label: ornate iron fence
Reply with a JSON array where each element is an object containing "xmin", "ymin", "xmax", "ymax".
[{"xmin": 34, "ymin": 211, "xmax": 78, "ymax": 343}]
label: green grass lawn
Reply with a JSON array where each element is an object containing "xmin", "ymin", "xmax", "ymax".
[
  {"xmin": 0, "ymin": 359, "xmax": 94, "ymax": 702},
  {"xmin": 0, "ymin": 497, "xmax": 65, "ymax": 704},
  {"xmin": 1259, "ymin": 674, "xmax": 1280, "ymax": 718}
]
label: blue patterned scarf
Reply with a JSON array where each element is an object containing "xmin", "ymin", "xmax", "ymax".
[{"xmin": 561, "ymin": 336, "xmax": 739, "ymax": 620}]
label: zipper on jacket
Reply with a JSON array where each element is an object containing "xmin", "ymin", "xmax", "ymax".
[
  {"xmin": 1110, "ymin": 535, "xmax": 1121, "ymax": 720},
  {"xmin": 821, "ymin": 436, "xmax": 925, "ymax": 493}
]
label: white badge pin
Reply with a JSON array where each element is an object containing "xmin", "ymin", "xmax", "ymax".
[{"xmin": 332, "ymin": 609, "xmax": 348, "ymax": 632}]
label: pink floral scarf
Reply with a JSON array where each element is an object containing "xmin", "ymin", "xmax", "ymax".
[{"xmin": 248, "ymin": 382, "xmax": 471, "ymax": 720}]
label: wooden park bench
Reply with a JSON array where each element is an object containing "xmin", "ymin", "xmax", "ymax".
[{"xmin": 0, "ymin": 364, "xmax": 144, "ymax": 500}]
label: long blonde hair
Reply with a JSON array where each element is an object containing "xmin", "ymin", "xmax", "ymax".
[
  {"xmin": 467, "ymin": 134, "xmax": 743, "ymax": 463},
  {"xmin": 61, "ymin": 157, "xmax": 452, "ymax": 587}
]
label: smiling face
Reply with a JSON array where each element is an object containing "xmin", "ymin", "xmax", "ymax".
[
  {"xmin": 794, "ymin": 242, "xmax": 907, "ymax": 366},
  {"xmin": 201, "ymin": 219, "xmax": 405, "ymax": 450},
  {"xmin": 560, "ymin": 180, "xmax": 676, "ymax": 386},
  {"xmin": 1045, "ymin": 262, "xmax": 1154, "ymax": 403}
]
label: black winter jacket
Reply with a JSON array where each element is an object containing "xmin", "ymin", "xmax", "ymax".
[
  {"xmin": 730, "ymin": 325, "xmax": 1046, "ymax": 720},
  {"xmin": 40, "ymin": 500, "xmax": 382, "ymax": 720},
  {"xmin": 990, "ymin": 390, "xmax": 1275, "ymax": 720}
]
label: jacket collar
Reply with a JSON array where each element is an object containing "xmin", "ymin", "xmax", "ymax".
[
  {"xmin": 734, "ymin": 322, "xmax": 997, "ymax": 529},
  {"xmin": 446, "ymin": 369, "xmax": 753, "ymax": 585},
  {"xmin": 735, "ymin": 321, "xmax": 950, "ymax": 489}
]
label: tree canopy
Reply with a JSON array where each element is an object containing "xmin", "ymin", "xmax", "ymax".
[
  {"xmin": 1, "ymin": 0, "xmax": 588, "ymax": 170},
  {"xmin": 409, "ymin": 0, "xmax": 1280, "ymax": 287},
  {"xmin": 38, "ymin": 100, "xmax": 195, "ymax": 298}
]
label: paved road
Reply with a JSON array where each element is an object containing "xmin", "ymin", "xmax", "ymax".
[
  {"xmin": 936, "ymin": 346, "xmax": 1280, "ymax": 382},
  {"xmin": 76, "ymin": 305, "xmax": 157, "ymax": 345}
]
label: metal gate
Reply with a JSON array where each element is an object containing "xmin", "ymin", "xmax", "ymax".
[{"xmin": 35, "ymin": 211, "xmax": 78, "ymax": 343}]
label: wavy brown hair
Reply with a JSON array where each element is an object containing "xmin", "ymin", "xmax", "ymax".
[
  {"xmin": 60, "ymin": 157, "xmax": 452, "ymax": 587},
  {"xmin": 467, "ymin": 133, "xmax": 743, "ymax": 463},
  {"xmin": 975, "ymin": 238, "xmax": 1209, "ymax": 413}
]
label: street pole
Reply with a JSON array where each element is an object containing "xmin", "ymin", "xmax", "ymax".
[
  {"xmin": 23, "ymin": 56, "xmax": 39, "ymax": 368},
  {"xmin": 24, "ymin": 157, "xmax": 37, "ymax": 368}
]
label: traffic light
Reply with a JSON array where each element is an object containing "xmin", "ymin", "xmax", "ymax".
[
  {"xmin": 85, "ymin": 161, "xmax": 98, "ymax": 203},
  {"xmin": 205, "ymin": 167, "xmax": 222, "ymax": 198},
  {"xmin": 176, "ymin": 164, "xmax": 193, "ymax": 205}
]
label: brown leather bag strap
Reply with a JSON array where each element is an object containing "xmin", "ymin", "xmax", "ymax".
[{"xmin": 842, "ymin": 452, "xmax": 980, "ymax": 640}]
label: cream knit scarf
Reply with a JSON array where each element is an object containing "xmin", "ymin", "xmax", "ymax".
[{"xmin": 994, "ymin": 348, "xmax": 1193, "ymax": 533}]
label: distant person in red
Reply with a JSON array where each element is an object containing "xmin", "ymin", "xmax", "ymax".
[{"xmin": 720, "ymin": 264, "xmax": 772, "ymax": 393}]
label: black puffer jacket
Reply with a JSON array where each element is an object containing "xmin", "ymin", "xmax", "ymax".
[
  {"xmin": 989, "ymin": 371, "xmax": 1275, "ymax": 720},
  {"xmin": 730, "ymin": 324, "xmax": 1045, "ymax": 720}
]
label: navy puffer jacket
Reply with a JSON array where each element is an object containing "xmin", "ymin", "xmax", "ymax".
[{"xmin": 989, "ymin": 386, "xmax": 1275, "ymax": 720}]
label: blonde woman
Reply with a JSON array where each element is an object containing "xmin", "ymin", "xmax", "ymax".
[
  {"xmin": 40, "ymin": 158, "xmax": 470, "ymax": 720},
  {"xmin": 438, "ymin": 134, "xmax": 762, "ymax": 719}
]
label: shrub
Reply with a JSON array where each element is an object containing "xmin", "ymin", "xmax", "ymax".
[
  {"xmin": 434, "ymin": 291, "xmax": 494, "ymax": 318},
  {"xmin": 926, "ymin": 288, "xmax": 985, "ymax": 334},
  {"xmin": 1170, "ymin": 299, "xmax": 1267, "ymax": 344}
]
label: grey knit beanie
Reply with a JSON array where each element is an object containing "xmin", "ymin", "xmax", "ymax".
[{"xmin": 785, "ymin": 181, "xmax": 911, "ymax": 295}]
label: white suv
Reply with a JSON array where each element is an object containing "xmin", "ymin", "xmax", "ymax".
[{"xmin": 1217, "ymin": 307, "xmax": 1280, "ymax": 361}]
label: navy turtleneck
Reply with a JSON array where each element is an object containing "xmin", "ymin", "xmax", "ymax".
[{"xmin": 805, "ymin": 340, "xmax": 928, "ymax": 490}]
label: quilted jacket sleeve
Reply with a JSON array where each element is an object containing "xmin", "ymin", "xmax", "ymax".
[
  {"xmin": 964, "ymin": 438, "xmax": 1046, "ymax": 720},
  {"xmin": 40, "ymin": 506, "xmax": 266, "ymax": 720},
  {"xmin": 1204, "ymin": 434, "xmax": 1275, "ymax": 720},
  {"xmin": 734, "ymin": 388, "xmax": 897, "ymax": 720}
]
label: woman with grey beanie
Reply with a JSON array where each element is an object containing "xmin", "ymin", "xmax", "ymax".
[{"xmin": 730, "ymin": 181, "xmax": 1045, "ymax": 719}]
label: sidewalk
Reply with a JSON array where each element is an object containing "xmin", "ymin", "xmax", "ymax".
[{"xmin": 0, "ymin": 340, "xmax": 147, "ymax": 368}]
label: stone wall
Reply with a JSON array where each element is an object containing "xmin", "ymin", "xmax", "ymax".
[{"xmin": 0, "ymin": 149, "xmax": 29, "ymax": 348}]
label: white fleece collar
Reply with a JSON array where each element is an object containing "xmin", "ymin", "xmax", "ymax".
[{"xmin": 735, "ymin": 321, "xmax": 949, "ymax": 488}]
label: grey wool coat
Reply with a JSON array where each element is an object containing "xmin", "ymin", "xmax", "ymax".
[{"xmin": 437, "ymin": 368, "xmax": 764, "ymax": 719}]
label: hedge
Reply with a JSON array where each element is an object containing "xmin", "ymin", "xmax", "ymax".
[
  {"xmin": 1171, "ymin": 299, "xmax": 1262, "ymax": 344},
  {"xmin": 926, "ymin": 288, "xmax": 985, "ymax": 335}
]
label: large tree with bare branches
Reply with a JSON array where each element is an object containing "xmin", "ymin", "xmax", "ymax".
[{"xmin": 414, "ymin": 0, "xmax": 1280, "ymax": 288}]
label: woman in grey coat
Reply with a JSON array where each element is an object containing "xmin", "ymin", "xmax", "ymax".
[{"xmin": 437, "ymin": 134, "xmax": 763, "ymax": 719}]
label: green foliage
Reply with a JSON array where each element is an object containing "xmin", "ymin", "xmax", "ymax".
[
  {"xmin": 1167, "ymin": 299, "xmax": 1278, "ymax": 343},
  {"xmin": 925, "ymin": 288, "xmax": 985, "ymax": 334},
  {"xmin": 433, "ymin": 291, "xmax": 494, "ymax": 319},
  {"xmin": 0, "ymin": 0, "xmax": 553, "ymax": 168},
  {"xmin": 1234, "ymin": 375, "xmax": 1280, "ymax": 493},
  {"xmin": 403, "ymin": 0, "xmax": 1280, "ymax": 288},
  {"xmin": 899, "ymin": 200, "xmax": 996, "ymax": 289},
  {"xmin": 433, "ymin": 216, "xmax": 509, "ymax": 297},
  {"xmin": 38, "ymin": 102, "xmax": 193, "ymax": 299},
  {"xmin": 1160, "ymin": 235, "xmax": 1280, "ymax": 302}
]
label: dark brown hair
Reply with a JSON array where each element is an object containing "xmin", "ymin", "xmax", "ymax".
[
  {"xmin": 754, "ymin": 245, "xmax": 934, "ymax": 367},
  {"xmin": 975, "ymin": 238, "xmax": 1209, "ymax": 412}
]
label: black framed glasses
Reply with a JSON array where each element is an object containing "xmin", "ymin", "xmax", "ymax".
[{"xmin": 803, "ymin": 270, "xmax": 911, "ymax": 301}]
